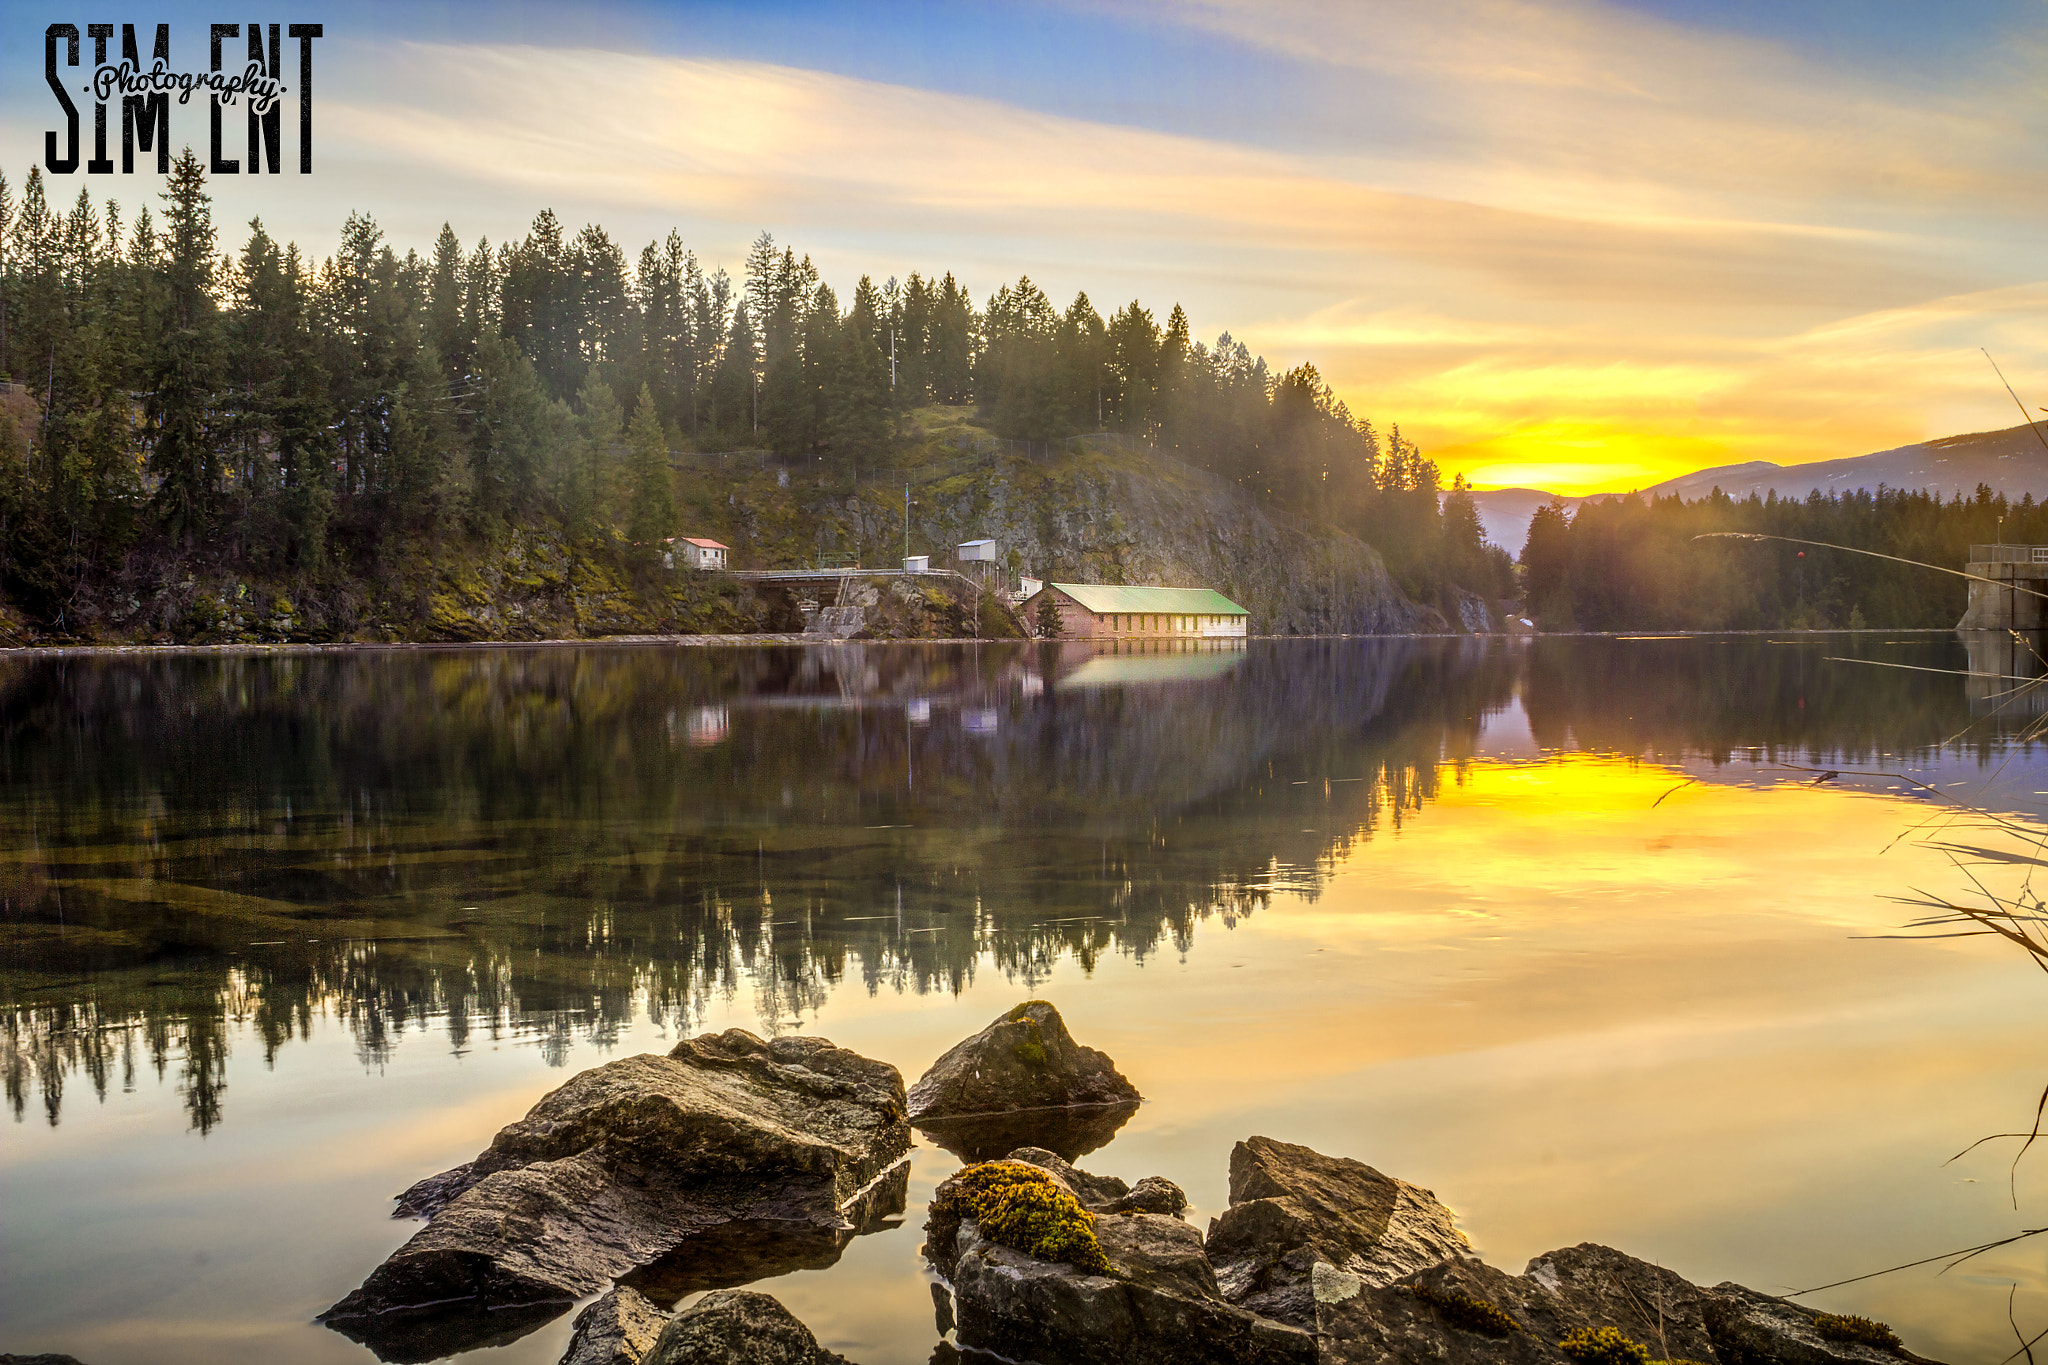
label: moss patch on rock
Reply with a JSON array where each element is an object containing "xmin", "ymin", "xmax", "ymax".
[
  {"xmin": 1404, "ymin": 1283, "xmax": 1518, "ymax": 1337},
  {"xmin": 1812, "ymin": 1313, "xmax": 1901, "ymax": 1350},
  {"xmin": 1559, "ymin": 1326, "xmax": 1651, "ymax": 1365},
  {"xmin": 933, "ymin": 1160, "xmax": 1112, "ymax": 1275}
]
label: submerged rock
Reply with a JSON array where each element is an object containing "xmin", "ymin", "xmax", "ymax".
[
  {"xmin": 1204, "ymin": 1135, "xmax": 1473, "ymax": 1327},
  {"xmin": 907, "ymin": 1001, "xmax": 1139, "ymax": 1120},
  {"xmin": 560, "ymin": 1286, "xmax": 671, "ymax": 1365},
  {"xmin": 321, "ymin": 1030, "xmax": 909, "ymax": 1358},
  {"xmin": 643, "ymin": 1289, "xmax": 854, "ymax": 1365}
]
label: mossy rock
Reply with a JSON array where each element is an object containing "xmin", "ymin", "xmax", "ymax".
[
  {"xmin": 1559, "ymin": 1326, "xmax": 1650, "ymax": 1365},
  {"xmin": 1812, "ymin": 1313, "xmax": 1900, "ymax": 1349},
  {"xmin": 1404, "ymin": 1282, "xmax": 1518, "ymax": 1337},
  {"xmin": 932, "ymin": 1160, "xmax": 1111, "ymax": 1274}
]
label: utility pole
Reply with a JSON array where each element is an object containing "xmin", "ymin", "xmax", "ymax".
[
  {"xmin": 890, "ymin": 328, "xmax": 897, "ymax": 391},
  {"xmin": 752, "ymin": 372, "xmax": 758, "ymax": 440},
  {"xmin": 904, "ymin": 483, "xmax": 911, "ymax": 563}
]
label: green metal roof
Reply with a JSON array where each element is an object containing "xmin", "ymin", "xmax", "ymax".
[{"xmin": 1046, "ymin": 583, "xmax": 1249, "ymax": 616}]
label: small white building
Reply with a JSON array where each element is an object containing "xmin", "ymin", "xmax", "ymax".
[
  {"xmin": 903, "ymin": 554, "xmax": 931, "ymax": 572},
  {"xmin": 957, "ymin": 539, "xmax": 999, "ymax": 563},
  {"xmin": 677, "ymin": 537, "xmax": 728, "ymax": 570}
]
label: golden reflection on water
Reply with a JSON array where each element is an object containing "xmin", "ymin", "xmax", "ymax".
[{"xmin": 8, "ymin": 641, "xmax": 2048, "ymax": 1364}]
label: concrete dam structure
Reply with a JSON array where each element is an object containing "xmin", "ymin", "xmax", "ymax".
[{"xmin": 1958, "ymin": 545, "xmax": 2048, "ymax": 629}]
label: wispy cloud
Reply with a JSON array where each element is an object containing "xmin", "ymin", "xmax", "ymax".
[{"xmin": 17, "ymin": 0, "xmax": 2039, "ymax": 496}]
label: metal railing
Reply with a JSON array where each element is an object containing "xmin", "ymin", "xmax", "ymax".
[{"xmin": 1969, "ymin": 545, "xmax": 2048, "ymax": 564}]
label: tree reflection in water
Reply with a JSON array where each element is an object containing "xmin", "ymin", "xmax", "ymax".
[{"xmin": 0, "ymin": 633, "xmax": 2018, "ymax": 1134}]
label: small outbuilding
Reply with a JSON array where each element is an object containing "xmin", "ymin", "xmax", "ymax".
[
  {"xmin": 677, "ymin": 537, "xmax": 728, "ymax": 570},
  {"xmin": 957, "ymin": 539, "xmax": 999, "ymax": 563},
  {"xmin": 1024, "ymin": 583, "xmax": 1250, "ymax": 639}
]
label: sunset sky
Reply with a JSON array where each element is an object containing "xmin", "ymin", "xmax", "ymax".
[{"xmin": 5, "ymin": 0, "xmax": 2045, "ymax": 494}]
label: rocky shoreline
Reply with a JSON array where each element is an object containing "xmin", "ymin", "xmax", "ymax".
[{"xmin": 8, "ymin": 1002, "xmax": 1946, "ymax": 1365}]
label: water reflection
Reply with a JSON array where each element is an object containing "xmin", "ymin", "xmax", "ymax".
[{"xmin": 0, "ymin": 634, "xmax": 2032, "ymax": 1135}]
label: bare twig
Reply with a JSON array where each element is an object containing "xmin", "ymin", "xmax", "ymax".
[
  {"xmin": 1790, "ymin": 1226, "xmax": 2048, "ymax": 1295},
  {"xmin": 1942, "ymin": 1081, "xmax": 2048, "ymax": 1207},
  {"xmin": 1982, "ymin": 350, "xmax": 2048, "ymax": 461},
  {"xmin": 1651, "ymin": 778, "xmax": 1698, "ymax": 809}
]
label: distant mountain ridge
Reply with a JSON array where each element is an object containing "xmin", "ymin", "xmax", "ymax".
[{"xmin": 1467, "ymin": 420, "xmax": 2048, "ymax": 551}]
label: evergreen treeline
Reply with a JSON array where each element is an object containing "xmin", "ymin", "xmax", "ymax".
[
  {"xmin": 0, "ymin": 153, "xmax": 1502, "ymax": 635},
  {"xmin": 1519, "ymin": 483, "xmax": 2033, "ymax": 630}
]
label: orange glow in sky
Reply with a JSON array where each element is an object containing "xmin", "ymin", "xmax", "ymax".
[{"xmin": 4, "ymin": 2, "xmax": 2037, "ymax": 495}]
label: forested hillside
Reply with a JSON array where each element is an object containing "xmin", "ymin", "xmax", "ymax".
[{"xmin": 0, "ymin": 152, "xmax": 1503, "ymax": 643}]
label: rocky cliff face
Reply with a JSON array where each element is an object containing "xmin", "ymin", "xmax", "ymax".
[{"xmin": 838, "ymin": 450, "xmax": 1443, "ymax": 636}]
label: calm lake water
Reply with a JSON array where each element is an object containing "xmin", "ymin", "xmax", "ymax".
[{"xmin": 7, "ymin": 634, "xmax": 2048, "ymax": 1363}]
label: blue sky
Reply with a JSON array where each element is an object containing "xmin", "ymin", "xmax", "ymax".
[{"xmin": 4, "ymin": 0, "xmax": 2046, "ymax": 491}]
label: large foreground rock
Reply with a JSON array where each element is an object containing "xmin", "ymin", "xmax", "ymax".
[
  {"xmin": 1311, "ymin": 1247, "xmax": 1953, "ymax": 1365},
  {"xmin": 939, "ymin": 1217, "xmax": 1314, "ymax": 1365},
  {"xmin": 321, "ymin": 1030, "xmax": 909, "ymax": 1355},
  {"xmin": 644, "ymin": 1289, "xmax": 854, "ymax": 1365},
  {"xmin": 555, "ymin": 1287, "xmax": 860, "ymax": 1365},
  {"xmin": 1312, "ymin": 1249, "xmax": 1716, "ymax": 1364},
  {"xmin": 919, "ymin": 1135, "xmax": 1952, "ymax": 1365},
  {"xmin": 925, "ymin": 1157, "xmax": 1311, "ymax": 1365},
  {"xmin": 907, "ymin": 1001, "xmax": 1139, "ymax": 1120},
  {"xmin": 1526, "ymin": 1244, "xmax": 1719, "ymax": 1359},
  {"xmin": 1205, "ymin": 1135, "xmax": 1473, "ymax": 1327},
  {"xmin": 560, "ymin": 1287, "xmax": 671, "ymax": 1365}
]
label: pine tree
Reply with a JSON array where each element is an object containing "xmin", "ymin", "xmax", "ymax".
[
  {"xmin": 574, "ymin": 370, "xmax": 623, "ymax": 529},
  {"xmin": 625, "ymin": 383, "xmax": 673, "ymax": 549},
  {"xmin": 425, "ymin": 223, "xmax": 469, "ymax": 382},
  {"xmin": 1034, "ymin": 594, "xmax": 1063, "ymax": 638},
  {"xmin": 147, "ymin": 148, "xmax": 220, "ymax": 537}
]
